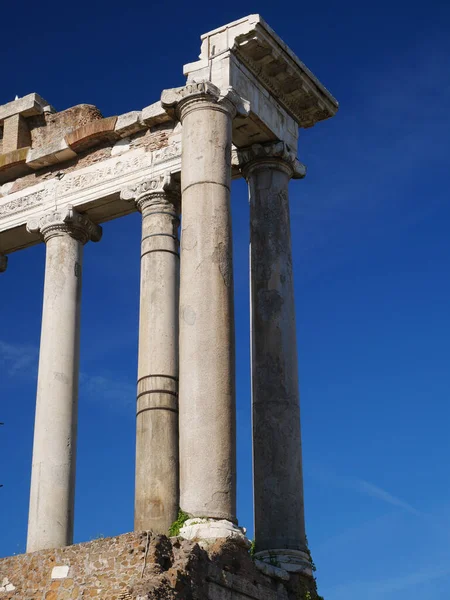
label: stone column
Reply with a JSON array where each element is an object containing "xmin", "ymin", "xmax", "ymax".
[
  {"xmin": 161, "ymin": 82, "xmax": 245, "ymax": 541},
  {"xmin": 0, "ymin": 255, "xmax": 7, "ymax": 272},
  {"xmin": 238, "ymin": 142, "xmax": 311, "ymax": 573},
  {"xmin": 26, "ymin": 206, "xmax": 102, "ymax": 553},
  {"xmin": 121, "ymin": 174, "xmax": 180, "ymax": 534}
]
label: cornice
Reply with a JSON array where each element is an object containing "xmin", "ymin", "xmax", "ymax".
[
  {"xmin": 187, "ymin": 14, "xmax": 338, "ymax": 129},
  {"xmin": 232, "ymin": 23, "xmax": 338, "ymax": 128}
]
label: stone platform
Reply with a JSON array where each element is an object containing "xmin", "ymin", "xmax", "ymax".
[{"xmin": 0, "ymin": 531, "xmax": 320, "ymax": 599}]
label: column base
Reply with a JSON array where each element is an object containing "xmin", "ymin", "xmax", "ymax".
[
  {"xmin": 179, "ymin": 518, "xmax": 250, "ymax": 549},
  {"xmin": 254, "ymin": 549, "xmax": 313, "ymax": 575}
]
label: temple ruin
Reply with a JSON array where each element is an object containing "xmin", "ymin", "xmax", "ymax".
[{"xmin": 0, "ymin": 15, "xmax": 338, "ymax": 599}]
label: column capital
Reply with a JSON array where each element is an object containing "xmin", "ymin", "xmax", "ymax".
[
  {"xmin": 161, "ymin": 81, "xmax": 249, "ymax": 122},
  {"xmin": 26, "ymin": 206, "xmax": 102, "ymax": 244},
  {"xmin": 237, "ymin": 141, "xmax": 306, "ymax": 180},
  {"xmin": 120, "ymin": 172, "xmax": 181, "ymax": 215},
  {"xmin": 0, "ymin": 254, "xmax": 7, "ymax": 272}
]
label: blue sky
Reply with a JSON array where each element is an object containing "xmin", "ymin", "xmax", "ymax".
[{"xmin": 1, "ymin": 1, "xmax": 450, "ymax": 598}]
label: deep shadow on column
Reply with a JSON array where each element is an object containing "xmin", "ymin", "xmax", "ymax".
[{"xmin": 239, "ymin": 142, "xmax": 311, "ymax": 573}]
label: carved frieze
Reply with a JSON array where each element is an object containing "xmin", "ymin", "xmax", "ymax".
[
  {"xmin": 153, "ymin": 141, "xmax": 181, "ymax": 165},
  {"xmin": 0, "ymin": 141, "xmax": 182, "ymax": 250},
  {"xmin": 0, "ymin": 188, "xmax": 49, "ymax": 218},
  {"xmin": 56, "ymin": 152, "xmax": 153, "ymax": 196}
]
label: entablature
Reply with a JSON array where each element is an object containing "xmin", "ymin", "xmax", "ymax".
[
  {"xmin": 184, "ymin": 14, "xmax": 338, "ymax": 149},
  {"xmin": 0, "ymin": 14, "xmax": 339, "ymax": 258}
]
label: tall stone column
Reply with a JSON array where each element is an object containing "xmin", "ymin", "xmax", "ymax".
[
  {"xmin": 161, "ymin": 82, "xmax": 245, "ymax": 540},
  {"xmin": 238, "ymin": 142, "xmax": 311, "ymax": 573},
  {"xmin": 121, "ymin": 174, "xmax": 180, "ymax": 534},
  {"xmin": 26, "ymin": 207, "xmax": 102, "ymax": 553}
]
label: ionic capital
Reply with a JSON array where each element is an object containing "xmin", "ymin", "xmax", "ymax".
[
  {"xmin": 0, "ymin": 254, "xmax": 7, "ymax": 272},
  {"xmin": 161, "ymin": 81, "xmax": 249, "ymax": 122},
  {"xmin": 27, "ymin": 206, "xmax": 102, "ymax": 244},
  {"xmin": 121, "ymin": 173, "xmax": 181, "ymax": 216},
  {"xmin": 237, "ymin": 141, "xmax": 306, "ymax": 180}
]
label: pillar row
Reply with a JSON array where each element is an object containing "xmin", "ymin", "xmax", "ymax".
[
  {"xmin": 121, "ymin": 173, "xmax": 181, "ymax": 534},
  {"xmin": 238, "ymin": 142, "xmax": 311, "ymax": 573},
  {"xmin": 26, "ymin": 206, "xmax": 101, "ymax": 553}
]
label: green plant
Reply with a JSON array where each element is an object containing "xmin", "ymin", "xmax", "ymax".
[
  {"xmin": 302, "ymin": 537, "xmax": 324, "ymax": 600},
  {"xmin": 249, "ymin": 539, "xmax": 256, "ymax": 557},
  {"xmin": 268, "ymin": 551, "xmax": 281, "ymax": 568},
  {"xmin": 168, "ymin": 509, "xmax": 191, "ymax": 537}
]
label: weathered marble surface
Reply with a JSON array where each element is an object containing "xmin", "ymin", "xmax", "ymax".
[
  {"xmin": 26, "ymin": 208, "xmax": 101, "ymax": 553},
  {"xmin": 122, "ymin": 174, "xmax": 181, "ymax": 535},
  {"xmin": 0, "ymin": 16, "xmax": 338, "ymax": 584},
  {"xmin": 162, "ymin": 82, "xmax": 238, "ymax": 526},
  {"xmin": 238, "ymin": 142, "xmax": 309, "ymax": 573}
]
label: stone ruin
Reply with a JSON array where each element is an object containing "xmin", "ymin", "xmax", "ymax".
[{"xmin": 0, "ymin": 15, "xmax": 338, "ymax": 599}]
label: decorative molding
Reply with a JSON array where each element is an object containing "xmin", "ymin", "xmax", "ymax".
[
  {"xmin": 233, "ymin": 42, "xmax": 334, "ymax": 128},
  {"xmin": 254, "ymin": 549, "xmax": 313, "ymax": 576},
  {"xmin": 161, "ymin": 81, "xmax": 221, "ymax": 117},
  {"xmin": 179, "ymin": 518, "xmax": 250, "ymax": 548},
  {"xmin": 186, "ymin": 15, "xmax": 338, "ymax": 129},
  {"xmin": 153, "ymin": 141, "xmax": 181, "ymax": 165},
  {"xmin": 121, "ymin": 172, "xmax": 180, "ymax": 214},
  {"xmin": 56, "ymin": 152, "xmax": 152, "ymax": 197},
  {"xmin": 0, "ymin": 143, "xmax": 182, "ymax": 253},
  {"xmin": 0, "ymin": 188, "xmax": 49, "ymax": 218},
  {"xmin": 161, "ymin": 81, "xmax": 249, "ymax": 121},
  {"xmin": 237, "ymin": 141, "xmax": 306, "ymax": 179},
  {"xmin": 27, "ymin": 206, "xmax": 102, "ymax": 244}
]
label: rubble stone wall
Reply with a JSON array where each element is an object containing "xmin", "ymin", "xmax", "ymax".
[{"xmin": 0, "ymin": 531, "xmax": 312, "ymax": 599}]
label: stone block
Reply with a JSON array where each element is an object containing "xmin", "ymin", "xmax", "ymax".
[
  {"xmin": 29, "ymin": 104, "xmax": 103, "ymax": 149},
  {"xmin": 0, "ymin": 147, "xmax": 31, "ymax": 184},
  {"xmin": 0, "ymin": 93, "xmax": 49, "ymax": 122},
  {"xmin": 115, "ymin": 111, "xmax": 145, "ymax": 136},
  {"xmin": 65, "ymin": 116, "xmax": 119, "ymax": 152},
  {"xmin": 51, "ymin": 565, "xmax": 70, "ymax": 579},
  {"xmin": 184, "ymin": 13, "xmax": 338, "ymax": 138},
  {"xmin": 2, "ymin": 114, "xmax": 31, "ymax": 153},
  {"xmin": 141, "ymin": 101, "xmax": 172, "ymax": 126},
  {"xmin": 27, "ymin": 139, "xmax": 77, "ymax": 170}
]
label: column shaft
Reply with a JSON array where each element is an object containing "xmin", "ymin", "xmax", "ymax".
[
  {"xmin": 133, "ymin": 180, "xmax": 180, "ymax": 533},
  {"xmin": 28, "ymin": 233, "xmax": 82, "ymax": 551},
  {"xmin": 26, "ymin": 208, "xmax": 101, "ymax": 552},
  {"xmin": 245, "ymin": 153, "xmax": 307, "ymax": 556},
  {"xmin": 178, "ymin": 86, "xmax": 237, "ymax": 521}
]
